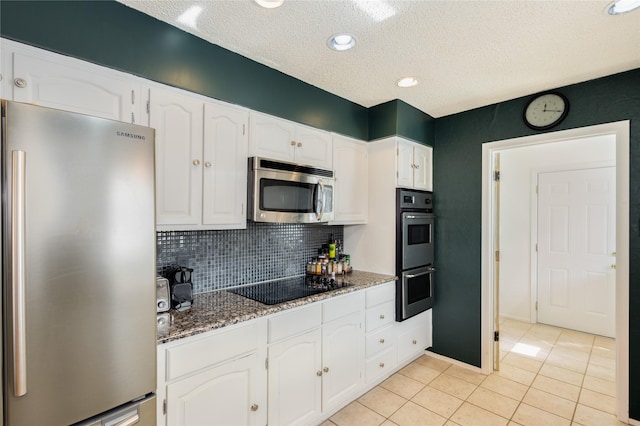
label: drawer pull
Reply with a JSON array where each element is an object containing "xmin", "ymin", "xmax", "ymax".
[
  {"xmin": 290, "ymin": 140, "xmax": 296, "ymax": 146},
  {"xmin": 412, "ymin": 339, "xmax": 417, "ymax": 345},
  {"xmin": 379, "ymin": 338, "xmax": 385, "ymax": 344},
  {"xmin": 379, "ymin": 314, "xmax": 385, "ymax": 320},
  {"xmin": 323, "ymin": 367, "xmax": 329, "ymax": 373},
  {"xmin": 379, "ymin": 362, "xmax": 385, "ymax": 368},
  {"xmin": 251, "ymin": 404, "xmax": 259, "ymax": 412},
  {"xmin": 316, "ymin": 370, "xmax": 323, "ymax": 377},
  {"xmin": 193, "ymin": 159, "xmax": 201, "ymax": 166}
]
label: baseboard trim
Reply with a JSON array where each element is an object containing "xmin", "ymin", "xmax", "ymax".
[{"xmin": 424, "ymin": 349, "xmax": 485, "ymax": 374}]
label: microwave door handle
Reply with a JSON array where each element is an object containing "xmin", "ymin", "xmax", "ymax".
[{"xmin": 315, "ymin": 180, "xmax": 325, "ymax": 221}]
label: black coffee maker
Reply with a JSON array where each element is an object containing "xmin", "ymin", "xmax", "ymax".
[{"xmin": 164, "ymin": 266, "xmax": 193, "ymax": 311}]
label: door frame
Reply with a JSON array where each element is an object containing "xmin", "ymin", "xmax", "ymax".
[
  {"xmin": 480, "ymin": 121, "xmax": 629, "ymax": 422},
  {"xmin": 529, "ymin": 162, "xmax": 616, "ymax": 325}
]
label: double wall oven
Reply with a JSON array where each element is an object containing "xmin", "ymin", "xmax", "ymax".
[{"xmin": 396, "ymin": 189, "xmax": 435, "ymax": 321}]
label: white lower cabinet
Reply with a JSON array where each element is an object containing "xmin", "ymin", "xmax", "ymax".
[
  {"xmin": 397, "ymin": 309, "xmax": 433, "ymax": 364},
  {"xmin": 158, "ymin": 283, "xmax": 433, "ymax": 426},
  {"xmin": 268, "ymin": 328, "xmax": 323, "ymax": 425},
  {"xmin": 322, "ymin": 310, "xmax": 365, "ymax": 411},
  {"xmin": 157, "ymin": 320, "xmax": 267, "ymax": 426},
  {"xmin": 268, "ymin": 292, "xmax": 364, "ymax": 426},
  {"xmin": 166, "ymin": 352, "xmax": 263, "ymax": 426}
]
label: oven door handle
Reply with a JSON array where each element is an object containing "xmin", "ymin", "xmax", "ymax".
[
  {"xmin": 314, "ymin": 180, "xmax": 325, "ymax": 221},
  {"xmin": 405, "ymin": 268, "xmax": 436, "ymax": 278}
]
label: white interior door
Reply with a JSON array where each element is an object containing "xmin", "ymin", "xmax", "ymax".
[{"xmin": 537, "ymin": 167, "xmax": 616, "ymax": 337}]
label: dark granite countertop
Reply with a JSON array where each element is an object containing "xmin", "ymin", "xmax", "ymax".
[{"xmin": 157, "ymin": 270, "xmax": 396, "ymax": 344}]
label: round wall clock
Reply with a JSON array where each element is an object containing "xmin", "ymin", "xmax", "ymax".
[{"xmin": 523, "ymin": 92, "xmax": 569, "ymax": 130}]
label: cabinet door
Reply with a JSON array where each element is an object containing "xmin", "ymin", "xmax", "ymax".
[
  {"xmin": 332, "ymin": 135, "xmax": 368, "ymax": 224},
  {"xmin": 412, "ymin": 144, "xmax": 433, "ymax": 191},
  {"xmin": 202, "ymin": 102, "xmax": 248, "ymax": 228},
  {"xmin": 294, "ymin": 125, "xmax": 333, "ymax": 168},
  {"xmin": 396, "ymin": 139, "xmax": 415, "ymax": 188},
  {"xmin": 12, "ymin": 51, "xmax": 139, "ymax": 122},
  {"xmin": 268, "ymin": 329, "xmax": 322, "ymax": 426},
  {"xmin": 150, "ymin": 87, "xmax": 203, "ymax": 226},
  {"xmin": 322, "ymin": 311, "xmax": 364, "ymax": 411},
  {"xmin": 166, "ymin": 353, "xmax": 266, "ymax": 426},
  {"xmin": 248, "ymin": 111, "xmax": 295, "ymax": 162}
]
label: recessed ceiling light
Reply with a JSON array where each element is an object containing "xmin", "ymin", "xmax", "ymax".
[
  {"xmin": 255, "ymin": 0, "xmax": 284, "ymax": 9},
  {"xmin": 327, "ymin": 34, "xmax": 356, "ymax": 51},
  {"xmin": 606, "ymin": 0, "xmax": 640, "ymax": 14},
  {"xmin": 177, "ymin": 5, "xmax": 203, "ymax": 30},
  {"xmin": 397, "ymin": 77, "xmax": 419, "ymax": 88}
]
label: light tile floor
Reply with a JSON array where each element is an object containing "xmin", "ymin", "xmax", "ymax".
[{"xmin": 323, "ymin": 319, "xmax": 623, "ymax": 426}]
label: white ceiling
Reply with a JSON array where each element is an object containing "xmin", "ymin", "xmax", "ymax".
[{"xmin": 118, "ymin": 0, "xmax": 640, "ymax": 118}]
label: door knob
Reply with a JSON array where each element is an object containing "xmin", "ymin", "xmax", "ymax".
[
  {"xmin": 323, "ymin": 367, "xmax": 329, "ymax": 373},
  {"xmin": 204, "ymin": 161, "xmax": 212, "ymax": 168},
  {"xmin": 611, "ymin": 264, "xmax": 617, "ymax": 270},
  {"xmin": 412, "ymin": 339, "xmax": 417, "ymax": 345},
  {"xmin": 193, "ymin": 159, "xmax": 201, "ymax": 166},
  {"xmin": 379, "ymin": 362, "xmax": 385, "ymax": 368},
  {"xmin": 297, "ymin": 142, "xmax": 302, "ymax": 147},
  {"xmin": 250, "ymin": 404, "xmax": 259, "ymax": 411},
  {"xmin": 290, "ymin": 140, "xmax": 296, "ymax": 146},
  {"xmin": 379, "ymin": 338, "xmax": 385, "ymax": 344},
  {"xmin": 316, "ymin": 370, "xmax": 323, "ymax": 376},
  {"xmin": 379, "ymin": 314, "xmax": 385, "ymax": 319}
]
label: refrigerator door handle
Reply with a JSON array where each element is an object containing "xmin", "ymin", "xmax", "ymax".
[{"xmin": 12, "ymin": 150, "xmax": 27, "ymax": 397}]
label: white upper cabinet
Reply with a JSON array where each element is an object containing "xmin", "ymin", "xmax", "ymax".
[
  {"xmin": 202, "ymin": 102, "xmax": 248, "ymax": 227},
  {"xmin": 5, "ymin": 41, "xmax": 140, "ymax": 123},
  {"xmin": 150, "ymin": 86, "xmax": 248, "ymax": 230},
  {"xmin": 396, "ymin": 138, "xmax": 433, "ymax": 191},
  {"xmin": 331, "ymin": 134, "xmax": 368, "ymax": 224},
  {"xmin": 150, "ymin": 87, "xmax": 204, "ymax": 227},
  {"xmin": 249, "ymin": 111, "xmax": 332, "ymax": 169}
]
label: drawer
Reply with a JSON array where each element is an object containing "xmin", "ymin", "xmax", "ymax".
[
  {"xmin": 397, "ymin": 323, "xmax": 431, "ymax": 363},
  {"xmin": 268, "ymin": 303, "xmax": 322, "ymax": 343},
  {"xmin": 365, "ymin": 347, "xmax": 397, "ymax": 384},
  {"xmin": 166, "ymin": 320, "xmax": 261, "ymax": 381},
  {"xmin": 365, "ymin": 325, "xmax": 395, "ymax": 358},
  {"xmin": 365, "ymin": 281, "xmax": 395, "ymax": 308},
  {"xmin": 323, "ymin": 290, "xmax": 364, "ymax": 323},
  {"xmin": 365, "ymin": 301, "xmax": 395, "ymax": 333}
]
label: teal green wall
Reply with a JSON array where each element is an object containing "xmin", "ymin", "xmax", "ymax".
[
  {"xmin": 0, "ymin": 0, "xmax": 369, "ymax": 140},
  {"xmin": 368, "ymin": 99, "xmax": 435, "ymax": 144},
  {"xmin": 432, "ymin": 68, "xmax": 640, "ymax": 419}
]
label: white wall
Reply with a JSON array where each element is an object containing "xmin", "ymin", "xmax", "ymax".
[{"xmin": 499, "ymin": 134, "xmax": 616, "ymax": 322}]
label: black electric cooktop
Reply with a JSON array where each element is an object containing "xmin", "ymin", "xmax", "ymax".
[{"xmin": 228, "ymin": 275, "xmax": 352, "ymax": 305}]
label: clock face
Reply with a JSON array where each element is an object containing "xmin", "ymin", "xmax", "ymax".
[{"xmin": 524, "ymin": 93, "xmax": 569, "ymax": 130}]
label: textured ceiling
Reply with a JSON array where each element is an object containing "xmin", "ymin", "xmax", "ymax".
[{"xmin": 117, "ymin": 0, "xmax": 640, "ymax": 118}]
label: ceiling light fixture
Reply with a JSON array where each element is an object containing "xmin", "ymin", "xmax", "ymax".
[
  {"xmin": 327, "ymin": 34, "xmax": 356, "ymax": 51},
  {"xmin": 397, "ymin": 77, "xmax": 419, "ymax": 88},
  {"xmin": 606, "ymin": 0, "xmax": 640, "ymax": 14},
  {"xmin": 177, "ymin": 5, "xmax": 203, "ymax": 30},
  {"xmin": 254, "ymin": 0, "xmax": 285, "ymax": 9}
]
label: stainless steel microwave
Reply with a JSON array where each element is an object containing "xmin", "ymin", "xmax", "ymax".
[{"xmin": 248, "ymin": 157, "xmax": 334, "ymax": 223}]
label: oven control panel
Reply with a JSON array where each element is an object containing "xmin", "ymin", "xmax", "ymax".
[{"xmin": 398, "ymin": 189, "xmax": 433, "ymax": 212}]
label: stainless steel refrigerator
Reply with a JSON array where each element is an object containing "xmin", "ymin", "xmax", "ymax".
[{"xmin": 1, "ymin": 100, "xmax": 157, "ymax": 425}]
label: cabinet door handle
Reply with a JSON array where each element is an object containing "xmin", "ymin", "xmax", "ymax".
[
  {"xmin": 379, "ymin": 314, "xmax": 385, "ymax": 320},
  {"xmin": 415, "ymin": 164, "xmax": 420, "ymax": 169},
  {"xmin": 14, "ymin": 78, "xmax": 27, "ymax": 88},
  {"xmin": 290, "ymin": 140, "xmax": 296, "ymax": 146},
  {"xmin": 193, "ymin": 159, "xmax": 201, "ymax": 166},
  {"xmin": 204, "ymin": 161, "xmax": 212, "ymax": 168},
  {"xmin": 323, "ymin": 367, "xmax": 329, "ymax": 373},
  {"xmin": 316, "ymin": 370, "xmax": 323, "ymax": 377},
  {"xmin": 379, "ymin": 338, "xmax": 385, "ymax": 344},
  {"xmin": 412, "ymin": 339, "xmax": 417, "ymax": 345},
  {"xmin": 379, "ymin": 362, "xmax": 385, "ymax": 368},
  {"xmin": 297, "ymin": 142, "xmax": 302, "ymax": 147},
  {"xmin": 250, "ymin": 404, "xmax": 259, "ymax": 412}
]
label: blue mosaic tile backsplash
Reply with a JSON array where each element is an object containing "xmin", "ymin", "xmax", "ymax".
[{"xmin": 157, "ymin": 223, "xmax": 344, "ymax": 294}]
